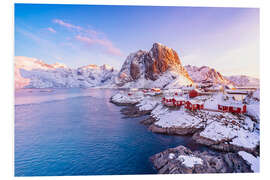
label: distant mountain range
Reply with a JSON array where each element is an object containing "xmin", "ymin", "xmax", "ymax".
[
  {"xmin": 14, "ymin": 43, "xmax": 259, "ymax": 89},
  {"xmin": 14, "ymin": 56, "xmax": 117, "ymax": 89}
]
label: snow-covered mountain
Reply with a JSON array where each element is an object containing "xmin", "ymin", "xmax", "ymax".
[
  {"xmin": 115, "ymin": 43, "xmax": 193, "ymax": 88},
  {"xmin": 15, "ymin": 44, "xmax": 259, "ymax": 89},
  {"xmin": 184, "ymin": 65, "xmax": 232, "ymax": 85},
  {"xmin": 184, "ymin": 64, "xmax": 259, "ymax": 88},
  {"xmin": 227, "ymin": 75, "xmax": 260, "ymax": 88},
  {"xmin": 14, "ymin": 56, "xmax": 118, "ymax": 88}
]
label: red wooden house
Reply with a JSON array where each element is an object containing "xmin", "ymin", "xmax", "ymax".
[
  {"xmin": 218, "ymin": 104, "xmax": 247, "ymax": 114},
  {"xmin": 174, "ymin": 97, "xmax": 186, "ymax": 107},
  {"xmin": 185, "ymin": 100, "xmax": 204, "ymax": 111},
  {"xmin": 189, "ymin": 89, "xmax": 199, "ymax": 98},
  {"xmin": 163, "ymin": 97, "xmax": 174, "ymax": 107}
]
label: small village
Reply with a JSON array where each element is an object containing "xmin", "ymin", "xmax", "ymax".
[
  {"xmin": 111, "ymin": 84, "xmax": 260, "ymax": 173},
  {"xmin": 121, "ymin": 84, "xmax": 256, "ymax": 115}
]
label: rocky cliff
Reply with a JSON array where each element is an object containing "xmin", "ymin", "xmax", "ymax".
[{"xmin": 115, "ymin": 43, "xmax": 193, "ymax": 88}]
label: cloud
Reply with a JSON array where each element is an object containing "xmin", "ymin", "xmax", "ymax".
[
  {"xmin": 53, "ymin": 18, "xmax": 122, "ymax": 56},
  {"xmin": 47, "ymin": 27, "xmax": 56, "ymax": 33},
  {"xmin": 75, "ymin": 35, "xmax": 122, "ymax": 56},
  {"xmin": 53, "ymin": 19, "xmax": 82, "ymax": 31}
]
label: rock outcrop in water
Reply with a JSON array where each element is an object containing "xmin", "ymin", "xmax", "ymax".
[{"xmin": 150, "ymin": 145, "xmax": 252, "ymax": 174}]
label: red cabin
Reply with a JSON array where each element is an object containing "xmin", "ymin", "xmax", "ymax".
[
  {"xmin": 218, "ymin": 104, "xmax": 247, "ymax": 114},
  {"xmin": 242, "ymin": 105, "xmax": 247, "ymax": 113},
  {"xmin": 175, "ymin": 100, "xmax": 185, "ymax": 106},
  {"xmin": 185, "ymin": 101, "xmax": 192, "ymax": 110},
  {"xmin": 163, "ymin": 97, "xmax": 204, "ymax": 111},
  {"xmin": 189, "ymin": 89, "xmax": 199, "ymax": 98},
  {"xmin": 192, "ymin": 104, "xmax": 204, "ymax": 110}
]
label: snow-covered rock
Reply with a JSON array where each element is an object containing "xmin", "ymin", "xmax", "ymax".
[
  {"xmin": 177, "ymin": 155, "xmax": 203, "ymax": 168},
  {"xmin": 148, "ymin": 104, "xmax": 207, "ymax": 135},
  {"xmin": 197, "ymin": 116, "xmax": 259, "ymax": 150},
  {"xmin": 238, "ymin": 151, "xmax": 259, "ymax": 172},
  {"xmin": 136, "ymin": 96, "xmax": 160, "ymax": 111},
  {"xmin": 110, "ymin": 91, "xmax": 144, "ymax": 105},
  {"xmin": 153, "ymin": 108, "xmax": 205, "ymax": 129},
  {"xmin": 150, "ymin": 145, "xmax": 252, "ymax": 174},
  {"xmin": 115, "ymin": 43, "xmax": 193, "ymax": 88}
]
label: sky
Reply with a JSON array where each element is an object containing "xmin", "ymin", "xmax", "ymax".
[{"xmin": 15, "ymin": 4, "xmax": 259, "ymax": 78}]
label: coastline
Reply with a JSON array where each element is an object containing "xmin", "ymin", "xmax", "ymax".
[{"xmin": 110, "ymin": 90, "xmax": 260, "ymax": 174}]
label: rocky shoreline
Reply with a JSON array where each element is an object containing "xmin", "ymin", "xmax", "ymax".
[
  {"xmin": 110, "ymin": 92, "xmax": 260, "ymax": 174},
  {"xmin": 150, "ymin": 145, "xmax": 252, "ymax": 174}
]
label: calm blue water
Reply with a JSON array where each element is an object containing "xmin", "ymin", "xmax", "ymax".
[{"xmin": 15, "ymin": 88, "xmax": 205, "ymax": 176}]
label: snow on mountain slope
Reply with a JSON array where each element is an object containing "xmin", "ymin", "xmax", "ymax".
[
  {"xmin": 184, "ymin": 65, "xmax": 231, "ymax": 85},
  {"xmin": 14, "ymin": 67, "xmax": 30, "ymax": 89},
  {"xmin": 15, "ymin": 46, "xmax": 259, "ymax": 89},
  {"xmin": 15, "ymin": 56, "xmax": 55, "ymax": 71},
  {"xmin": 115, "ymin": 43, "xmax": 193, "ymax": 88},
  {"xmin": 14, "ymin": 56, "xmax": 118, "ymax": 88},
  {"xmin": 185, "ymin": 65, "xmax": 259, "ymax": 88},
  {"xmin": 227, "ymin": 75, "xmax": 260, "ymax": 88}
]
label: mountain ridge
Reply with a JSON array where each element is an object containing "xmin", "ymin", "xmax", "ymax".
[
  {"xmin": 14, "ymin": 56, "xmax": 118, "ymax": 88},
  {"xmin": 14, "ymin": 43, "xmax": 259, "ymax": 89}
]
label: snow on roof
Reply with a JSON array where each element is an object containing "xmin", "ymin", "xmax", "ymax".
[
  {"xmin": 188, "ymin": 99, "xmax": 204, "ymax": 105},
  {"xmin": 174, "ymin": 96, "xmax": 186, "ymax": 101},
  {"xmin": 218, "ymin": 101, "xmax": 244, "ymax": 108}
]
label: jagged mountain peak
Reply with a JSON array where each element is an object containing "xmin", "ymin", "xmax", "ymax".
[{"xmin": 115, "ymin": 43, "xmax": 193, "ymax": 88}]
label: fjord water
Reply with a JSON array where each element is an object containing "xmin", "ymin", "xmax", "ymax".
[{"xmin": 15, "ymin": 89, "xmax": 201, "ymax": 176}]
